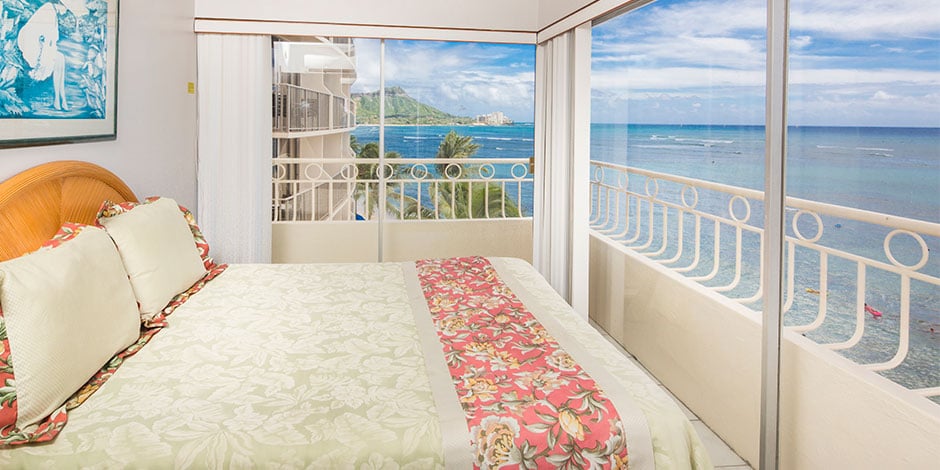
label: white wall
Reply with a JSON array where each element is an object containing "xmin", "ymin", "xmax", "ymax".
[
  {"xmin": 195, "ymin": 0, "xmax": 540, "ymax": 33},
  {"xmin": 273, "ymin": 219, "xmax": 534, "ymax": 263},
  {"xmin": 0, "ymin": 0, "xmax": 198, "ymax": 209},
  {"xmin": 539, "ymin": 0, "xmax": 594, "ymax": 29},
  {"xmin": 195, "ymin": 0, "xmax": 626, "ymax": 37}
]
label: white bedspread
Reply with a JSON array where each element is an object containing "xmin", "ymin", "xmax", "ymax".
[{"xmin": 0, "ymin": 259, "xmax": 710, "ymax": 469}]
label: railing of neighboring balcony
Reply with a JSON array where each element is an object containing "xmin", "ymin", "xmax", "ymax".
[
  {"xmin": 272, "ymin": 157, "xmax": 533, "ymax": 222},
  {"xmin": 273, "ymin": 83, "xmax": 355, "ymax": 134},
  {"xmin": 589, "ymin": 160, "xmax": 940, "ymax": 400}
]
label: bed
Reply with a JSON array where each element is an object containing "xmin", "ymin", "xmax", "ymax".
[{"xmin": 0, "ymin": 161, "xmax": 711, "ymax": 469}]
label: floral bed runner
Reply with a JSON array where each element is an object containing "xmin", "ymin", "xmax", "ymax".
[{"xmin": 416, "ymin": 256, "xmax": 630, "ymax": 469}]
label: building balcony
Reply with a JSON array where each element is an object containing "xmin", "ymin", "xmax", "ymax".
[{"xmin": 272, "ymin": 83, "xmax": 356, "ymax": 138}]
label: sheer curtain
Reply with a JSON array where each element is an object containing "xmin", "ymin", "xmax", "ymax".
[
  {"xmin": 533, "ymin": 23, "xmax": 592, "ymax": 316},
  {"xmin": 196, "ymin": 34, "xmax": 272, "ymax": 264}
]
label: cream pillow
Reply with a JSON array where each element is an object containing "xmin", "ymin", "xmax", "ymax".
[
  {"xmin": 0, "ymin": 226, "xmax": 140, "ymax": 428},
  {"xmin": 98, "ymin": 197, "xmax": 208, "ymax": 319}
]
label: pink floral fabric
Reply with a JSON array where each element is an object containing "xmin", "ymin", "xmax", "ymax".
[{"xmin": 416, "ymin": 256, "xmax": 630, "ymax": 469}]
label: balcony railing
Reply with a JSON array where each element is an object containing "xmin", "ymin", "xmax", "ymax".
[
  {"xmin": 273, "ymin": 84, "xmax": 354, "ymax": 134},
  {"xmin": 273, "ymin": 157, "xmax": 533, "ymax": 222},
  {"xmin": 589, "ymin": 160, "xmax": 940, "ymax": 399}
]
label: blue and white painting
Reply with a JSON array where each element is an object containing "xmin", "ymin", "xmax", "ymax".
[{"xmin": 0, "ymin": 0, "xmax": 110, "ymax": 119}]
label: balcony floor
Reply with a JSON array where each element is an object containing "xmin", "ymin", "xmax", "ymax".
[{"xmin": 589, "ymin": 319, "xmax": 753, "ymax": 469}]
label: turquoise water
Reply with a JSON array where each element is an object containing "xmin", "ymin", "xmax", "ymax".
[
  {"xmin": 354, "ymin": 123, "xmax": 940, "ymax": 399},
  {"xmin": 589, "ymin": 124, "xmax": 939, "ymax": 400},
  {"xmin": 355, "ymin": 124, "xmax": 939, "ymax": 222},
  {"xmin": 590, "ymin": 124, "xmax": 939, "ymax": 223}
]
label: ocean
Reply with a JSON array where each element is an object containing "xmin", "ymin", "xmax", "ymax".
[{"xmin": 354, "ymin": 123, "xmax": 940, "ymax": 400}]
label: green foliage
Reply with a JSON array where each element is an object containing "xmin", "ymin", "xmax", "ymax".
[
  {"xmin": 352, "ymin": 87, "xmax": 474, "ymax": 125},
  {"xmin": 353, "ymin": 142, "xmax": 405, "ymax": 220},
  {"xmin": 434, "ymin": 130, "xmax": 481, "ymax": 175},
  {"xmin": 352, "ymin": 130, "xmax": 520, "ymax": 220},
  {"xmin": 428, "ymin": 182, "xmax": 521, "ymax": 219}
]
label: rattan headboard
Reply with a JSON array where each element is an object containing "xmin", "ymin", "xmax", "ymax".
[{"xmin": 0, "ymin": 161, "xmax": 137, "ymax": 261}]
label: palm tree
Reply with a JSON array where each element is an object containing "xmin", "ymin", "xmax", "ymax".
[
  {"xmin": 353, "ymin": 141, "xmax": 433, "ymax": 220},
  {"xmin": 430, "ymin": 181, "xmax": 521, "ymax": 219},
  {"xmin": 353, "ymin": 131, "xmax": 521, "ymax": 220},
  {"xmin": 353, "ymin": 141, "xmax": 395, "ymax": 219},
  {"xmin": 434, "ymin": 130, "xmax": 480, "ymax": 176},
  {"xmin": 425, "ymin": 130, "xmax": 520, "ymax": 219}
]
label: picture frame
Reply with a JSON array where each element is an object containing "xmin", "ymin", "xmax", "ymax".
[{"xmin": 0, "ymin": 0, "xmax": 119, "ymax": 148}]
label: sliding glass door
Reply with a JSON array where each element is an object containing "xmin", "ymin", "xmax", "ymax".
[
  {"xmin": 588, "ymin": 0, "xmax": 938, "ymax": 467},
  {"xmin": 777, "ymin": 1, "xmax": 940, "ymax": 466},
  {"xmin": 271, "ymin": 37, "xmax": 381, "ymax": 262},
  {"xmin": 376, "ymin": 40, "xmax": 535, "ymax": 261},
  {"xmin": 271, "ymin": 37, "xmax": 535, "ymax": 263},
  {"xmin": 589, "ymin": 1, "xmax": 767, "ymax": 460}
]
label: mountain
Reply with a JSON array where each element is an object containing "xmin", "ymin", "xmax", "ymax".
[{"xmin": 352, "ymin": 87, "xmax": 474, "ymax": 125}]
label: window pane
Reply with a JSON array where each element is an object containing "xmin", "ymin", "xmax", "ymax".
[
  {"xmin": 364, "ymin": 40, "xmax": 535, "ymax": 261},
  {"xmin": 589, "ymin": 0, "xmax": 766, "ymax": 463},
  {"xmin": 786, "ymin": 1, "xmax": 940, "ymax": 404},
  {"xmin": 590, "ymin": 0, "xmax": 767, "ymax": 304},
  {"xmin": 271, "ymin": 37, "xmax": 381, "ymax": 262}
]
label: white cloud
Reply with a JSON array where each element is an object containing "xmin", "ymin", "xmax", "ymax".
[
  {"xmin": 594, "ymin": 34, "xmax": 764, "ymax": 69},
  {"xmin": 872, "ymin": 90, "xmax": 896, "ymax": 100},
  {"xmin": 350, "ymin": 39, "xmax": 535, "ymax": 121},
  {"xmin": 591, "ymin": 0, "xmax": 939, "ymax": 125},
  {"xmin": 598, "ymin": 0, "xmax": 940, "ymax": 41},
  {"xmin": 791, "ymin": 35, "xmax": 813, "ymax": 49},
  {"xmin": 790, "ymin": 0, "xmax": 940, "ymax": 39},
  {"xmin": 789, "ymin": 68, "xmax": 940, "ymax": 86},
  {"xmin": 592, "ymin": 66, "xmax": 766, "ymax": 91}
]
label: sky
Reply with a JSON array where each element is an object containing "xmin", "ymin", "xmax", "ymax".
[
  {"xmin": 350, "ymin": 40, "xmax": 536, "ymax": 122},
  {"xmin": 592, "ymin": 0, "xmax": 940, "ymax": 126},
  {"xmin": 348, "ymin": 0, "xmax": 939, "ymax": 127}
]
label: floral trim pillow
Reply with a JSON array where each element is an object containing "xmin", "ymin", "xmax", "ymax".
[
  {"xmin": 0, "ymin": 305, "xmax": 69, "ymax": 446},
  {"xmin": 98, "ymin": 197, "xmax": 218, "ymax": 271},
  {"xmin": 0, "ymin": 224, "xmax": 138, "ymax": 446},
  {"xmin": 0, "ymin": 307, "xmax": 164, "ymax": 447},
  {"xmin": 97, "ymin": 197, "xmax": 227, "ymax": 326}
]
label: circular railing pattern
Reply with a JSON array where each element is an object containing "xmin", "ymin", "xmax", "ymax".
[
  {"xmin": 884, "ymin": 229, "xmax": 930, "ymax": 271},
  {"xmin": 510, "ymin": 162, "xmax": 529, "ymax": 180},
  {"xmin": 644, "ymin": 177, "xmax": 660, "ymax": 199},
  {"xmin": 728, "ymin": 195, "xmax": 751, "ymax": 223},
  {"xmin": 792, "ymin": 209, "xmax": 824, "ymax": 243},
  {"xmin": 680, "ymin": 185, "xmax": 699, "ymax": 209}
]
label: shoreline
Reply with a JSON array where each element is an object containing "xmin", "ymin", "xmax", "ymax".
[
  {"xmin": 354, "ymin": 123, "xmax": 938, "ymax": 131},
  {"xmin": 355, "ymin": 123, "xmax": 531, "ymax": 128}
]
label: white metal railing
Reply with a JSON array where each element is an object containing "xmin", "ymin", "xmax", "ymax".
[
  {"xmin": 273, "ymin": 157, "xmax": 533, "ymax": 222},
  {"xmin": 273, "ymin": 84, "xmax": 354, "ymax": 134},
  {"xmin": 590, "ymin": 160, "xmax": 940, "ymax": 398}
]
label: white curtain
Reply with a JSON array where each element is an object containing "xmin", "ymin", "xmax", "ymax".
[
  {"xmin": 533, "ymin": 24, "xmax": 592, "ymax": 316},
  {"xmin": 196, "ymin": 34, "xmax": 272, "ymax": 264}
]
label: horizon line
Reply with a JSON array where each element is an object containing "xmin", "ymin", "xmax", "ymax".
[{"xmin": 356, "ymin": 122, "xmax": 940, "ymax": 129}]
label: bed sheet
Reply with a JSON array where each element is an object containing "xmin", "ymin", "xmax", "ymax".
[{"xmin": 0, "ymin": 258, "xmax": 710, "ymax": 469}]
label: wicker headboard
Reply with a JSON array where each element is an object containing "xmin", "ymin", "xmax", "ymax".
[{"xmin": 0, "ymin": 161, "xmax": 137, "ymax": 261}]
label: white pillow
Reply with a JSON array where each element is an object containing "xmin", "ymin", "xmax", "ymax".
[
  {"xmin": 0, "ymin": 226, "xmax": 140, "ymax": 428},
  {"xmin": 98, "ymin": 197, "xmax": 208, "ymax": 319}
]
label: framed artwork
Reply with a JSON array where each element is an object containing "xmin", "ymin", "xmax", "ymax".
[{"xmin": 0, "ymin": 0, "xmax": 118, "ymax": 147}]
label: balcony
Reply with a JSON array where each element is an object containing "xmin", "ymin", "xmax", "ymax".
[
  {"xmin": 588, "ymin": 160, "xmax": 940, "ymax": 465},
  {"xmin": 271, "ymin": 156, "xmax": 534, "ymax": 263},
  {"xmin": 272, "ymin": 83, "xmax": 355, "ymax": 138}
]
